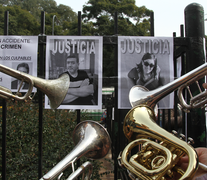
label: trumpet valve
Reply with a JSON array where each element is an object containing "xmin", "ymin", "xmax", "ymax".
[
  {"xmin": 179, "ymin": 134, "xmax": 186, "ymax": 141},
  {"xmin": 172, "ymin": 130, "xmax": 178, "ymax": 137},
  {"xmin": 187, "ymin": 137, "xmax": 195, "ymax": 145}
]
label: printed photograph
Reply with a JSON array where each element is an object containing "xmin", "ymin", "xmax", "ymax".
[
  {"xmin": 45, "ymin": 36, "xmax": 103, "ymax": 109},
  {"xmin": 118, "ymin": 36, "xmax": 174, "ymax": 109},
  {"xmin": 11, "ymin": 62, "xmax": 33, "ymax": 91},
  {"xmin": 0, "ymin": 36, "xmax": 38, "ymax": 93}
]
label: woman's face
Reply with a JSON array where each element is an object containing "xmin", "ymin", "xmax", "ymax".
[{"xmin": 142, "ymin": 59, "xmax": 155, "ymax": 74}]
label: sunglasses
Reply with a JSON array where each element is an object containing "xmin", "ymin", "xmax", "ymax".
[{"xmin": 144, "ymin": 61, "xmax": 155, "ymax": 68}]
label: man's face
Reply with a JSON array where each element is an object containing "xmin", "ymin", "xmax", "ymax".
[
  {"xmin": 66, "ymin": 57, "xmax": 79, "ymax": 74},
  {"xmin": 18, "ymin": 67, "xmax": 28, "ymax": 74}
]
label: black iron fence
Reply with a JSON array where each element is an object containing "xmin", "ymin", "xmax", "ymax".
[{"xmin": 1, "ymin": 3, "xmax": 207, "ymax": 180}]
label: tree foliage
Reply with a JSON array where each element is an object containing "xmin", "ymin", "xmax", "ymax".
[
  {"xmin": 0, "ymin": 0, "xmax": 78, "ymax": 35},
  {"xmin": 0, "ymin": 0, "xmax": 153, "ymax": 36},
  {"xmin": 0, "ymin": 5, "xmax": 39, "ymax": 35},
  {"xmin": 0, "ymin": 0, "xmax": 77, "ymax": 21},
  {"xmin": 0, "ymin": 0, "xmax": 152, "ymax": 37},
  {"xmin": 82, "ymin": 0, "xmax": 152, "ymax": 36}
]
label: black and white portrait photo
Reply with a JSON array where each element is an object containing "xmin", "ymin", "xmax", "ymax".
[
  {"xmin": 11, "ymin": 62, "xmax": 31, "ymax": 91},
  {"xmin": 127, "ymin": 52, "xmax": 163, "ymax": 90},
  {"xmin": 118, "ymin": 36, "xmax": 174, "ymax": 109},
  {"xmin": 45, "ymin": 36, "xmax": 103, "ymax": 109},
  {"xmin": 0, "ymin": 36, "xmax": 38, "ymax": 93}
]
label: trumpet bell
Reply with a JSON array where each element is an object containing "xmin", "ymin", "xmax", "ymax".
[
  {"xmin": 40, "ymin": 120, "xmax": 111, "ymax": 180},
  {"xmin": 34, "ymin": 73, "xmax": 70, "ymax": 109},
  {"xmin": 73, "ymin": 120, "xmax": 111, "ymax": 159},
  {"xmin": 0, "ymin": 64, "xmax": 70, "ymax": 109}
]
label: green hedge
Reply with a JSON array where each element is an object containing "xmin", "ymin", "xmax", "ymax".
[{"xmin": 0, "ymin": 100, "xmax": 112, "ymax": 179}]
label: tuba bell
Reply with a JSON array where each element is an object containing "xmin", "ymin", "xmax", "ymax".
[
  {"xmin": 118, "ymin": 63, "xmax": 207, "ymax": 180},
  {"xmin": 0, "ymin": 64, "xmax": 70, "ymax": 109},
  {"xmin": 40, "ymin": 120, "xmax": 111, "ymax": 180}
]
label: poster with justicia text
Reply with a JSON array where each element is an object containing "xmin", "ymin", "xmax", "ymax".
[
  {"xmin": 45, "ymin": 36, "xmax": 103, "ymax": 110},
  {"xmin": 118, "ymin": 36, "xmax": 174, "ymax": 109},
  {"xmin": 0, "ymin": 36, "xmax": 38, "ymax": 93}
]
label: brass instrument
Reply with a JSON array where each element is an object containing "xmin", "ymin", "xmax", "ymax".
[
  {"xmin": 0, "ymin": 64, "xmax": 70, "ymax": 109},
  {"xmin": 118, "ymin": 63, "xmax": 207, "ymax": 180},
  {"xmin": 40, "ymin": 120, "xmax": 111, "ymax": 180},
  {"xmin": 65, "ymin": 161, "xmax": 93, "ymax": 180},
  {"xmin": 178, "ymin": 77, "xmax": 207, "ymax": 112}
]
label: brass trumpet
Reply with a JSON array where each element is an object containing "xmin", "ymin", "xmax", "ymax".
[
  {"xmin": 118, "ymin": 63, "xmax": 207, "ymax": 180},
  {"xmin": 40, "ymin": 120, "xmax": 111, "ymax": 180},
  {"xmin": 0, "ymin": 64, "xmax": 70, "ymax": 109}
]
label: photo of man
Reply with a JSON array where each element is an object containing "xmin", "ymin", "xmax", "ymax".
[
  {"xmin": 61, "ymin": 54, "xmax": 94, "ymax": 105},
  {"xmin": 45, "ymin": 36, "xmax": 103, "ymax": 109},
  {"xmin": 0, "ymin": 36, "xmax": 38, "ymax": 93},
  {"xmin": 11, "ymin": 62, "xmax": 30, "ymax": 90}
]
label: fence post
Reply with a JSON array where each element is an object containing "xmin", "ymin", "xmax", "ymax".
[
  {"xmin": 184, "ymin": 3, "xmax": 206, "ymax": 147},
  {"xmin": 113, "ymin": 11, "xmax": 119, "ymax": 180},
  {"xmin": 2, "ymin": 10, "xmax": 9, "ymax": 180},
  {"xmin": 150, "ymin": 11, "xmax": 154, "ymax": 36},
  {"xmin": 77, "ymin": 11, "xmax": 82, "ymax": 127},
  {"xmin": 76, "ymin": 11, "xmax": 82, "ymax": 175},
  {"xmin": 38, "ymin": 11, "xmax": 45, "ymax": 179}
]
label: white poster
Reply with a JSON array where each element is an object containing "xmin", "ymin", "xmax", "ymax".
[
  {"xmin": 45, "ymin": 36, "xmax": 103, "ymax": 110},
  {"xmin": 0, "ymin": 36, "xmax": 38, "ymax": 93},
  {"xmin": 118, "ymin": 36, "xmax": 174, "ymax": 109}
]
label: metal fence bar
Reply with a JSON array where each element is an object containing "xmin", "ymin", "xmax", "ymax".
[
  {"xmin": 2, "ymin": 10, "xmax": 9, "ymax": 180},
  {"xmin": 38, "ymin": 11, "xmax": 45, "ymax": 179},
  {"xmin": 113, "ymin": 11, "xmax": 119, "ymax": 180},
  {"xmin": 185, "ymin": 3, "xmax": 206, "ymax": 147}
]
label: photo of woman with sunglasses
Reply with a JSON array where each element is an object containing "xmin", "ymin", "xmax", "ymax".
[
  {"xmin": 128, "ymin": 52, "xmax": 163, "ymax": 90},
  {"xmin": 118, "ymin": 36, "xmax": 174, "ymax": 109}
]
